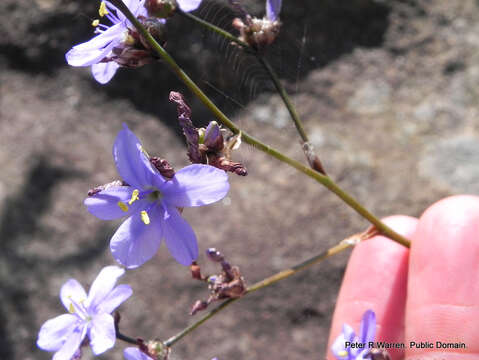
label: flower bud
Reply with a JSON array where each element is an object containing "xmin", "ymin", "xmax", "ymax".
[
  {"xmin": 233, "ymin": 16, "xmax": 281, "ymax": 50},
  {"xmin": 145, "ymin": 0, "xmax": 177, "ymax": 18},
  {"xmin": 203, "ymin": 121, "xmax": 224, "ymax": 152},
  {"xmin": 190, "ymin": 300, "xmax": 208, "ymax": 315}
]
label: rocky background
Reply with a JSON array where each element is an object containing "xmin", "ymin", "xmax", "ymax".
[{"xmin": 1, "ymin": 0, "xmax": 479, "ymax": 359}]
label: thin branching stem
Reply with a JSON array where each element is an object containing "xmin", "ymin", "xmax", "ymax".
[
  {"xmin": 108, "ymin": 0, "xmax": 411, "ymax": 249},
  {"xmin": 179, "ymin": 11, "xmax": 309, "ymax": 143},
  {"xmin": 164, "ymin": 238, "xmax": 356, "ymax": 347}
]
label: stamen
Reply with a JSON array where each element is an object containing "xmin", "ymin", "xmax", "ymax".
[
  {"xmin": 337, "ymin": 350, "xmax": 348, "ymax": 357},
  {"xmin": 68, "ymin": 303, "xmax": 75, "ymax": 314},
  {"xmin": 99, "ymin": 1, "xmax": 109, "ymax": 17},
  {"xmin": 128, "ymin": 189, "xmax": 140, "ymax": 205},
  {"xmin": 91, "ymin": 19, "xmax": 100, "ymax": 27},
  {"xmin": 118, "ymin": 201, "xmax": 129, "ymax": 212},
  {"xmin": 140, "ymin": 210, "xmax": 150, "ymax": 225}
]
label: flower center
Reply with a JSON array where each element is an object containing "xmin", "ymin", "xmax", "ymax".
[{"xmin": 68, "ymin": 296, "xmax": 90, "ymax": 321}]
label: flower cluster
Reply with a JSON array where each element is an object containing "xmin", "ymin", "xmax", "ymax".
[{"xmin": 232, "ymin": 0, "xmax": 283, "ymax": 49}]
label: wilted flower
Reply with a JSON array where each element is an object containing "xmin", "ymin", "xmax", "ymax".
[
  {"xmin": 66, "ymin": 0, "xmax": 154, "ymax": 84},
  {"xmin": 85, "ymin": 124, "xmax": 230, "ymax": 269},
  {"xmin": 232, "ymin": 0, "xmax": 282, "ymax": 49},
  {"xmin": 169, "ymin": 92, "xmax": 247, "ymax": 176},
  {"xmin": 331, "ymin": 309, "xmax": 376, "ymax": 360},
  {"xmin": 37, "ymin": 266, "xmax": 132, "ymax": 360}
]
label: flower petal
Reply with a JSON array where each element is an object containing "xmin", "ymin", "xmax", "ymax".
[
  {"xmin": 331, "ymin": 323, "xmax": 355, "ymax": 359},
  {"xmin": 161, "ymin": 164, "xmax": 229, "ymax": 207},
  {"xmin": 162, "ymin": 204, "xmax": 198, "ymax": 266},
  {"xmin": 89, "ymin": 313, "xmax": 116, "ymax": 355},
  {"xmin": 65, "ymin": 24, "xmax": 123, "ymax": 67},
  {"xmin": 358, "ymin": 309, "xmax": 376, "ymax": 344},
  {"xmin": 124, "ymin": 347, "xmax": 155, "ymax": 360},
  {"xmin": 92, "ymin": 61, "xmax": 120, "ymax": 84},
  {"xmin": 97, "ymin": 284, "xmax": 133, "ymax": 314},
  {"xmin": 37, "ymin": 314, "xmax": 79, "ymax": 352},
  {"xmin": 113, "ymin": 124, "xmax": 163, "ymax": 189},
  {"xmin": 87, "ymin": 266, "xmax": 125, "ymax": 312},
  {"xmin": 110, "ymin": 204, "xmax": 164, "ymax": 268},
  {"xmin": 177, "ymin": 0, "xmax": 202, "ymax": 12},
  {"xmin": 266, "ymin": 0, "xmax": 282, "ymax": 21},
  {"xmin": 84, "ymin": 186, "xmax": 149, "ymax": 220},
  {"xmin": 52, "ymin": 324, "xmax": 86, "ymax": 360},
  {"xmin": 60, "ymin": 279, "xmax": 87, "ymax": 312}
]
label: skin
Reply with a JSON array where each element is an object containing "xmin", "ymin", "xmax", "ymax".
[{"xmin": 327, "ymin": 195, "xmax": 479, "ymax": 360}]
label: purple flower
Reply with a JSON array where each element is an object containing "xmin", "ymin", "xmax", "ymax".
[
  {"xmin": 124, "ymin": 347, "xmax": 154, "ymax": 360},
  {"xmin": 331, "ymin": 309, "xmax": 376, "ymax": 360},
  {"xmin": 66, "ymin": 0, "xmax": 148, "ymax": 84},
  {"xmin": 37, "ymin": 266, "xmax": 132, "ymax": 360},
  {"xmin": 265, "ymin": 0, "xmax": 282, "ymax": 21},
  {"xmin": 85, "ymin": 124, "xmax": 230, "ymax": 269}
]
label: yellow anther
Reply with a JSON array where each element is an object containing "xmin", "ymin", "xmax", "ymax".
[
  {"xmin": 118, "ymin": 201, "xmax": 129, "ymax": 212},
  {"xmin": 99, "ymin": 1, "xmax": 109, "ymax": 17},
  {"xmin": 140, "ymin": 210, "xmax": 150, "ymax": 225},
  {"xmin": 91, "ymin": 19, "xmax": 100, "ymax": 27},
  {"xmin": 68, "ymin": 303, "xmax": 75, "ymax": 314},
  {"xmin": 337, "ymin": 350, "xmax": 348, "ymax": 357},
  {"xmin": 128, "ymin": 189, "xmax": 140, "ymax": 205}
]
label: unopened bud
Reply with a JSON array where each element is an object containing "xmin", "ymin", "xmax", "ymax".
[
  {"xmin": 203, "ymin": 121, "xmax": 224, "ymax": 151},
  {"xmin": 145, "ymin": 0, "xmax": 177, "ymax": 18},
  {"xmin": 190, "ymin": 300, "xmax": 208, "ymax": 315},
  {"xmin": 140, "ymin": 17, "xmax": 167, "ymax": 48},
  {"xmin": 150, "ymin": 157, "xmax": 175, "ymax": 179}
]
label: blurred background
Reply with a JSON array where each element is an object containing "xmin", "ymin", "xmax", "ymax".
[{"xmin": 2, "ymin": 0, "xmax": 479, "ymax": 359}]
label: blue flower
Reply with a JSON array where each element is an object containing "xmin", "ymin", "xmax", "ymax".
[
  {"xmin": 66, "ymin": 0, "xmax": 203, "ymax": 84},
  {"xmin": 66, "ymin": 0, "xmax": 148, "ymax": 84},
  {"xmin": 266, "ymin": 0, "xmax": 282, "ymax": 22},
  {"xmin": 37, "ymin": 266, "xmax": 132, "ymax": 360},
  {"xmin": 331, "ymin": 309, "xmax": 376, "ymax": 360},
  {"xmin": 85, "ymin": 124, "xmax": 230, "ymax": 269}
]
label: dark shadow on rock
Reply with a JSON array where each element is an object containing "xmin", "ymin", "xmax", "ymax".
[
  {"xmin": 0, "ymin": 156, "xmax": 109, "ymax": 359},
  {"xmin": 0, "ymin": 156, "xmax": 78, "ymax": 359},
  {"xmin": 2, "ymin": 0, "xmax": 390, "ymax": 136}
]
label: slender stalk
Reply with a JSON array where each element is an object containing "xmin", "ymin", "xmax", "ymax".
[
  {"xmin": 179, "ymin": 10, "xmax": 309, "ymax": 143},
  {"xmin": 117, "ymin": 331, "xmax": 138, "ymax": 345},
  {"xmin": 164, "ymin": 238, "xmax": 356, "ymax": 347},
  {"xmin": 109, "ymin": 0, "xmax": 410, "ymax": 248},
  {"xmin": 256, "ymin": 56, "xmax": 309, "ymax": 142},
  {"xmin": 177, "ymin": 10, "xmax": 250, "ymax": 49}
]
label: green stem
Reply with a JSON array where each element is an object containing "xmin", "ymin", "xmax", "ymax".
[
  {"xmin": 108, "ymin": 0, "xmax": 410, "ymax": 248},
  {"xmin": 177, "ymin": 10, "xmax": 250, "ymax": 49},
  {"xmin": 164, "ymin": 238, "xmax": 355, "ymax": 347},
  {"xmin": 117, "ymin": 331, "xmax": 138, "ymax": 345},
  {"xmin": 256, "ymin": 56, "xmax": 309, "ymax": 142}
]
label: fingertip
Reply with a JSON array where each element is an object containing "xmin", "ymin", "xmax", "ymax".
[
  {"xmin": 327, "ymin": 216, "xmax": 417, "ymax": 360},
  {"xmin": 406, "ymin": 195, "xmax": 479, "ymax": 357}
]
